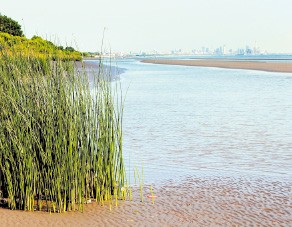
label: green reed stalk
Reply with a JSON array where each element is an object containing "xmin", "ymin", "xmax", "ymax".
[{"xmin": 0, "ymin": 49, "xmax": 125, "ymax": 212}]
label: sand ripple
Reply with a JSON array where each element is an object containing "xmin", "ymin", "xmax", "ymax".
[{"xmin": 1, "ymin": 176, "xmax": 291, "ymax": 226}]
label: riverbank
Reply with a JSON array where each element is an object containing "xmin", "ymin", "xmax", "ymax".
[
  {"xmin": 1, "ymin": 176, "xmax": 291, "ymax": 226},
  {"xmin": 142, "ymin": 59, "xmax": 292, "ymax": 73}
]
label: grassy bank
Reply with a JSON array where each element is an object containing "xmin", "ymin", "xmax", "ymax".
[
  {"xmin": 0, "ymin": 32, "xmax": 82, "ymax": 61},
  {"xmin": 0, "ymin": 50, "xmax": 125, "ymax": 212}
]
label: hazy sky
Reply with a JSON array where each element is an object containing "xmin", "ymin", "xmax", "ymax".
[{"xmin": 2, "ymin": 0, "xmax": 292, "ymax": 53}]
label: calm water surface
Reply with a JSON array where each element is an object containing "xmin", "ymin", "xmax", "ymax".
[{"xmin": 104, "ymin": 59, "xmax": 292, "ymax": 184}]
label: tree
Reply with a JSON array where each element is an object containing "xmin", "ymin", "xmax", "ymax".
[
  {"xmin": 0, "ymin": 14, "xmax": 23, "ymax": 36},
  {"xmin": 65, "ymin": 46, "xmax": 75, "ymax": 52}
]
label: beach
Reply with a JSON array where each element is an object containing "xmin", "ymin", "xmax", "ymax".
[
  {"xmin": 142, "ymin": 59, "xmax": 292, "ymax": 73},
  {"xmin": 0, "ymin": 176, "xmax": 291, "ymax": 226}
]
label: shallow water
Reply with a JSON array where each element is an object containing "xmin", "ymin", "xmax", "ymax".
[
  {"xmin": 1, "ymin": 59, "xmax": 291, "ymax": 226},
  {"xmin": 2, "ymin": 175, "xmax": 290, "ymax": 226},
  {"xmin": 101, "ymin": 59, "xmax": 292, "ymax": 184}
]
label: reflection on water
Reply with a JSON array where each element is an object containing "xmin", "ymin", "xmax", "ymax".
[{"xmin": 105, "ymin": 59, "xmax": 292, "ymax": 184}]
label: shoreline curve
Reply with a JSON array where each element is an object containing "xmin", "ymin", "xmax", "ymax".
[{"xmin": 141, "ymin": 59, "xmax": 292, "ymax": 73}]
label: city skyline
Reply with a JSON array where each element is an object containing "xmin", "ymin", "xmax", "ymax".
[
  {"xmin": 100, "ymin": 43, "xmax": 269, "ymax": 57},
  {"xmin": 2, "ymin": 0, "xmax": 292, "ymax": 53}
]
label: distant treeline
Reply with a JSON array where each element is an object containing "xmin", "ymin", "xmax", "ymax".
[
  {"xmin": 0, "ymin": 14, "xmax": 82, "ymax": 61},
  {"xmin": 82, "ymin": 52, "xmax": 100, "ymax": 58}
]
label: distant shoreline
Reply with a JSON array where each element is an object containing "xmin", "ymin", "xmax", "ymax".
[{"xmin": 141, "ymin": 59, "xmax": 292, "ymax": 73}]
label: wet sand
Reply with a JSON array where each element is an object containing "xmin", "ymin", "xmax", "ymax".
[
  {"xmin": 1, "ymin": 176, "xmax": 291, "ymax": 226},
  {"xmin": 142, "ymin": 59, "xmax": 292, "ymax": 73}
]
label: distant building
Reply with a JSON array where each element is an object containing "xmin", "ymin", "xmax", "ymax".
[
  {"xmin": 246, "ymin": 46, "xmax": 253, "ymax": 55},
  {"xmin": 237, "ymin": 48, "xmax": 245, "ymax": 55}
]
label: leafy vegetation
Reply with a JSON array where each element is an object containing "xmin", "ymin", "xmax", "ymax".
[
  {"xmin": 0, "ymin": 14, "xmax": 82, "ymax": 61},
  {"xmin": 82, "ymin": 52, "xmax": 100, "ymax": 58},
  {"xmin": 0, "ymin": 14, "xmax": 23, "ymax": 37},
  {"xmin": 0, "ymin": 32, "xmax": 82, "ymax": 61}
]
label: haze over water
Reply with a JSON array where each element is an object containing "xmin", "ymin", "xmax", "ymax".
[{"xmin": 103, "ymin": 58, "xmax": 292, "ymax": 184}]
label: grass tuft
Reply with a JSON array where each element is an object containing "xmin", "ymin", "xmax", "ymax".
[{"xmin": 0, "ymin": 50, "xmax": 124, "ymax": 212}]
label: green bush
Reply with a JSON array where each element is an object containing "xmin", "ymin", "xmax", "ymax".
[
  {"xmin": 65, "ymin": 46, "xmax": 75, "ymax": 52},
  {"xmin": 0, "ymin": 32, "xmax": 82, "ymax": 61},
  {"xmin": 0, "ymin": 14, "xmax": 23, "ymax": 37}
]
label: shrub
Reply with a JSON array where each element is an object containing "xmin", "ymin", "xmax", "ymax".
[
  {"xmin": 0, "ymin": 32, "xmax": 82, "ymax": 61},
  {"xmin": 0, "ymin": 14, "xmax": 23, "ymax": 37}
]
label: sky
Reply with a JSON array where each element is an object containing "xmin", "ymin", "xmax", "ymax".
[{"xmin": 2, "ymin": 0, "xmax": 292, "ymax": 53}]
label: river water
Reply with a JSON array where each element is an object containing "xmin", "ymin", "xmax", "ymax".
[
  {"xmin": 98, "ymin": 58, "xmax": 292, "ymax": 185},
  {"xmin": 0, "ymin": 58, "xmax": 291, "ymax": 226}
]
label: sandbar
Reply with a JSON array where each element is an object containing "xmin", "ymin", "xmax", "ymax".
[{"xmin": 142, "ymin": 59, "xmax": 292, "ymax": 73}]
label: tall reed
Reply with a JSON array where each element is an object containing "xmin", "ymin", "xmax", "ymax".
[{"xmin": 0, "ymin": 50, "xmax": 124, "ymax": 212}]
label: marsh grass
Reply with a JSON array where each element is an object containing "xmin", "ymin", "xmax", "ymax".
[
  {"xmin": 0, "ymin": 49, "xmax": 125, "ymax": 212},
  {"xmin": 133, "ymin": 166, "xmax": 144, "ymax": 202}
]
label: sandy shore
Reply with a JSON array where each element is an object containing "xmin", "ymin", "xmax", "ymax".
[
  {"xmin": 1, "ymin": 176, "xmax": 291, "ymax": 226},
  {"xmin": 142, "ymin": 59, "xmax": 292, "ymax": 73}
]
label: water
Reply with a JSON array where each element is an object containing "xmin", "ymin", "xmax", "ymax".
[{"xmin": 103, "ymin": 58, "xmax": 292, "ymax": 184}]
